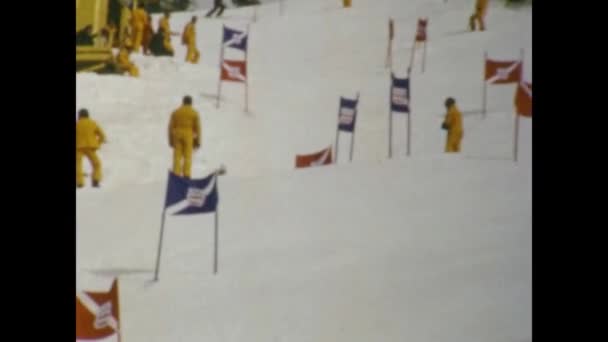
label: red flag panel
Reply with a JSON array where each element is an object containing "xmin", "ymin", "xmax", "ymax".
[
  {"xmin": 295, "ymin": 147, "xmax": 333, "ymax": 168},
  {"xmin": 76, "ymin": 279, "xmax": 120, "ymax": 340},
  {"xmin": 415, "ymin": 18, "xmax": 428, "ymax": 42},
  {"xmin": 515, "ymin": 81, "xmax": 532, "ymax": 117},
  {"xmin": 485, "ymin": 59, "xmax": 522, "ymax": 84},
  {"xmin": 221, "ymin": 60, "xmax": 247, "ymax": 83}
]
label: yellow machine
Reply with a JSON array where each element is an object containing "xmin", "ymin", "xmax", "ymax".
[{"xmin": 76, "ymin": 0, "xmax": 137, "ymax": 73}]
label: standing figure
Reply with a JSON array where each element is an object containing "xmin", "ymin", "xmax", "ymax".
[
  {"xmin": 115, "ymin": 39, "xmax": 140, "ymax": 77},
  {"xmin": 76, "ymin": 109, "xmax": 106, "ymax": 188},
  {"xmin": 142, "ymin": 14, "xmax": 155, "ymax": 55},
  {"xmin": 206, "ymin": 0, "xmax": 227, "ymax": 18},
  {"xmin": 131, "ymin": 3, "xmax": 149, "ymax": 52},
  {"xmin": 442, "ymin": 97, "xmax": 463, "ymax": 153},
  {"xmin": 158, "ymin": 11, "xmax": 177, "ymax": 55},
  {"xmin": 169, "ymin": 96, "xmax": 201, "ymax": 178},
  {"xmin": 469, "ymin": 0, "xmax": 489, "ymax": 31},
  {"xmin": 182, "ymin": 16, "xmax": 200, "ymax": 63}
]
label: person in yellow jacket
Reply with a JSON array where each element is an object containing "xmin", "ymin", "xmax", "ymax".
[
  {"xmin": 142, "ymin": 14, "xmax": 154, "ymax": 55},
  {"xmin": 131, "ymin": 3, "xmax": 149, "ymax": 53},
  {"xmin": 116, "ymin": 39, "xmax": 140, "ymax": 77},
  {"xmin": 159, "ymin": 11, "xmax": 177, "ymax": 55},
  {"xmin": 469, "ymin": 0, "xmax": 489, "ymax": 31},
  {"xmin": 76, "ymin": 109, "xmax": 106, "ymax": 188},
  {"xmin": 442, "ymin": 98, "xmax": 463, "ymax": 153},
  {"xmin": 182, "ymin": 16, "xmax": 200, "ymax": 64},
  {"xmin": 343, "ymin": 0, "xmax": 352, "ymax": 8},
  {"xmin": 169, "ymin": 96, "xmax": 201, "ymax": 178}
]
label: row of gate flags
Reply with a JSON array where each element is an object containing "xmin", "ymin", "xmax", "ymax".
[{"xmin": 217, "ymin": 25, "xmax": 250, "ymax": 112}]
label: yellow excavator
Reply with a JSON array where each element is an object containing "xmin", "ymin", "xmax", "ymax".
[{"xmin": 76, "ymin": 0, "xmax": 138, "ymax": 73}]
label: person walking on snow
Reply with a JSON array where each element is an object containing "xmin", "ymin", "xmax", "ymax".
[
  {"xmin": 442, "ymin": 97, "xmax": 463, "ymax": 153},
  {"xmin": 169, "ymin": 96, "xmax": 201, "ymax": 178},
  {"xmin": 158, "ymin": 11, "xmax": 178, "ymax": 56},
  {"xmin": 182, "ymin": 16, "xmax": 200, "ymax": 63},
  {"xmin": 205, "ymin": 0, "xmax": 227, "ymax": 18},
  {"xmin": 76, "ymin": 109, "xmax": 106, "ymax": 188},
  {"xmin": 469, "ymin": 0, "xmax": 489, "ymax": 31},
  {"xmin": 130, "ymin": 3, "xmax": 149, "ymax": 52}
]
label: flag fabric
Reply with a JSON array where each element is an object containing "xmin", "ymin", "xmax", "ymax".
[
  {"xmin": 515, "ymin": 81, "xmax": 532, "ymax": 117},
  {"xmin": 222, "ymin": 26, "xmax": 248, "ymax": 51},
  {"xmin": 415, "ymin": 18, "xmax": 428, "ymax": 42},
  {"xmin": 338, "ymin": 96, "xmax": 358, "ymax": 133},
  {"xmin": 164, "ymin": 171, "xmax": 218, "ymax": 215},
  {"xmin": 485, "ymin": 59, "xmax": 522, "ymax": 84},
  {"xmin": 295, "ymin": 147, "xmax": 333, "ymax": 168},
  {"xmin": 391, "ymin": 74, "xmax": 410, "ymax": 113},
  {"xmin": 76, "ymin": 279, "xmax": 121, "ymax": 341},
  {"xmin": 389, "ymin": 18, "xmax": 394, "ymax": 41},
  {"xmin": 221, "ymin": 60, "xmax": 247, "ymax": 83}
]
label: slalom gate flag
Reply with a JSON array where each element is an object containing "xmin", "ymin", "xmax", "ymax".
[
  {"xmin": 223, "ymin": 26, "xmax": 248, "ymax": 51},
  {"xmin": 485, "ymin": 59, "xmax": 522, "ymax": 84},
  {"xmin": 221, "ymin": 60, "xmax": 247, "ymax": 82},
  {"xmin": 338, "ymin": 96, "xmax": 359, "ymax": 132},
  {"xmin": 164, "ymin": 171, "xmax": 218, "ymax": 215},
  {"xmin": 76, "ymin": 279, "xmax": 121, "ymax": 341},
  {"xmin": 515, "ymin": 81, "xmax": 532, "ymax": 117},
  {"xmin": 295, "ymin": 147, "xmax": 333, "ymax": 168},
  {"xmin": 391, "ymin": 74, "xmax": 410, "ymax": 113},
  {"xmin": 389, "ymin": 18, "xmax": 394, "ymax": 40},
  {"xmin": 415, "ymin": 18, "xmax": 428, "ymax": 42}
]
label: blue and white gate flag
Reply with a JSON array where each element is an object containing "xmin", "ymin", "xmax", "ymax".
[
  {"xmin": 338, "ymin": 96, "xmax": 359, "ymax": 133},
  {"xmin": 391, "ymin": 74, "xmax": 410, "ymax": 113},
  {"xmin": 223, "ymin": 26, "xmax": 248, "ymax": 52},
  {"xmin": 164, "ymin": 171, "xmax": 218, "ymax": 215}
]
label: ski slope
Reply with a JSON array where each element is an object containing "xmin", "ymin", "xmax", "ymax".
[{"xmin": 76, "ymin": 0, "xmax": 532, "ymax": 341}]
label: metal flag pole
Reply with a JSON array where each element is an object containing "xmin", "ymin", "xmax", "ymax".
[
  {"xmin": 350, "ymin": 92, "xmax": 360, "ymax": 162},
  {"xmin": 406, "ymin": 69, "xmax": 412, "ymax": 157},
  {"xmin": 389, "ymin": 74, "xmax": 393, "ymax": 158},
  {"xmin": 482, "ymin": 51, "xmax": 488, "ymax": 118},
  {"xmin": 213, "ymin": 171, "xmax": 220, "ymax": 274},
  {"xmin": 244, "ymin": 24, "xmax": 251, "ymax": 113},
  {"xmin": 153, "ymin": 209, "xmax": 167, "ymax": 281},
  {"xmin": 513, "ymin": 48, "xmax": 524, "ymax": 163},
  {"xmin": 335, "ymin": 98, "xmax": 341, "ymax": 162},
  {"xmin": 216, "ymin": 28, "xmax": 226, "ymax": 109}
]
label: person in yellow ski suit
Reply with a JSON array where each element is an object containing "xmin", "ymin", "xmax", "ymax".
[
  {"xmin": 169, "ymin": 96, "xmax": 201, "ymax": 178},
  {"xmin": 442, "ymin": 98, "xmax": 463, "ymax": 153},
  {"xmin": 182, "ymin": 16, "xmax": 200, "ymax": 63},
  {"xmin": 116, "ymin": 39, "xmax": 139, "ymax": 77},
  {"xmin": 469, "ymin": 0, "xmax": 489, "ymax": 31},
  {"xmin": 76, "ymin": 109, "xmax": 106, "ymax": 188},
  {"xmin": 159, "ymin": 11, "xmax": 176, "ymax": 55},
  {"xmin": 130, "ymin": 3, "xmax": 149, "ymax": 52}
]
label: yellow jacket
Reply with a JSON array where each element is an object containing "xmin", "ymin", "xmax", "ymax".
[
  {"xmin": 131, "ymin": 8, "xmax": 148, "ymax": 29},
  {"xmin": 76, "ymin": 117, "xmax": 106, "ymax": 149},
  {"xmin": 443, "ymin": 105, "xmax": 463, "ymax": 134},
  {"xmin": 159, "ymin": 17, "xmax": 171, "ymax": 35},
  {"xmin": 182, "ymin": 23, "xmax": 196, "ymax": 45},
  {"xmin": 475, "ymin": 0, "xmax": 489, "ymax": 15},
  {"xmin": 169, "ymin": 105, "xmax": 201, "ymax": 145}
]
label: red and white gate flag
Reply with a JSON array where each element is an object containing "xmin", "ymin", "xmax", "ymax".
[
  {"xmin": 515, "ymin": 81, "xmax": 532, "ymax": 117},
  {"xmin": 76, "ymin": 279, "xmax": 121, "ymax": 341},
  {"xmin": 221, "ymin": 60, "xmax": 247, "ymax": 83},
  {"xmin": 295, "ymin": 146, "xmax": 333, "ymax": 168},
  {"xmin": 485, "ymin": 59, "xmax": 522, "ymax": 84},
  {"xmin": 415, "ymin": 18, "xmax": 428, "ymax": 42}
]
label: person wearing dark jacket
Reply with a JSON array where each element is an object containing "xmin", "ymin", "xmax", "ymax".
[
  {"xmin": 76, "ymin": 25, "xmax": 98, "ymax": 46},
  {"xmin": 205, "ymin": 0, "xmax": 226, "ymax": 18}
]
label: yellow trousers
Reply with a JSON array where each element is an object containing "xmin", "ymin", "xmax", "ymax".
[
  {"xmin": 172, "ymin": 136, "xmax": 193, "ymax": 178},
  {"xmin": 132, "ymin": 23, "xmax": 144, "ymax": 52},
  {"xmin": 118, "ymin": 62, "xmax": 139, "ymax": 77},
  {"xmin": 186, "ymin": 43, "xmax": 200, "ymax": 63},
  {"xmin": 445, "ymin": 131, "xmax": 463, "ymax": 153},
  {"xmin": 77, "ymin": 148, "xmax": 102, "ymax": 186},
  {"xmin": 469, "ymin": 11, "xmax": 485, "ymax": 31},
  {"xmin": 164, "ymin": 38, "xmax": 174, "ymax": 55}
]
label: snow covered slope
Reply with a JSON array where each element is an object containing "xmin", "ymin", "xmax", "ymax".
[{"xmin": 76, "ymin": 0, "xmax": 532, "ymax": 341}]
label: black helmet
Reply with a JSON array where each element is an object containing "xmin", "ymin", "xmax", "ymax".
[
  {"xmin": 78, "ymin": 108, "xmax": 89, "ymax": 118},
  {"xmin": 183, "ymin": 95, "xmax": 193, "ymax": 105},
  {"xmin": 444, "ymin": 97, "xmax": 455, "ymax": 107}
]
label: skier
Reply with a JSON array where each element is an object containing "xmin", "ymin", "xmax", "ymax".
[
  {"xmin": 441, "ymin": 97, "xmax": 463, "ymax": 153},
  {"xmin": 142, "ymin": 14, "xmax": 155, "ymax": 55},
  {"xmin": 469, "ymin": 0, "xmax": 488, "ymax": 31},
  {"xmin": 182, "ymin": 16, "xmax": 200, "ymax": 63},
  {"xmin": 168, "ymin": 96, "xmax": 201, "ymax": 178},
  {"xmin": 205, "ymin": 0, "xmax": 227, "ymax": 18},
  {"xmin": 76, "ymin": 109, "xmax": 106, "ymax": 188}
]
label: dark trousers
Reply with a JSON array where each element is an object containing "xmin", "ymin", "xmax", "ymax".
[{"xmin": 205, "ymin": 2, "xmax": 226, "ymax": 17}]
